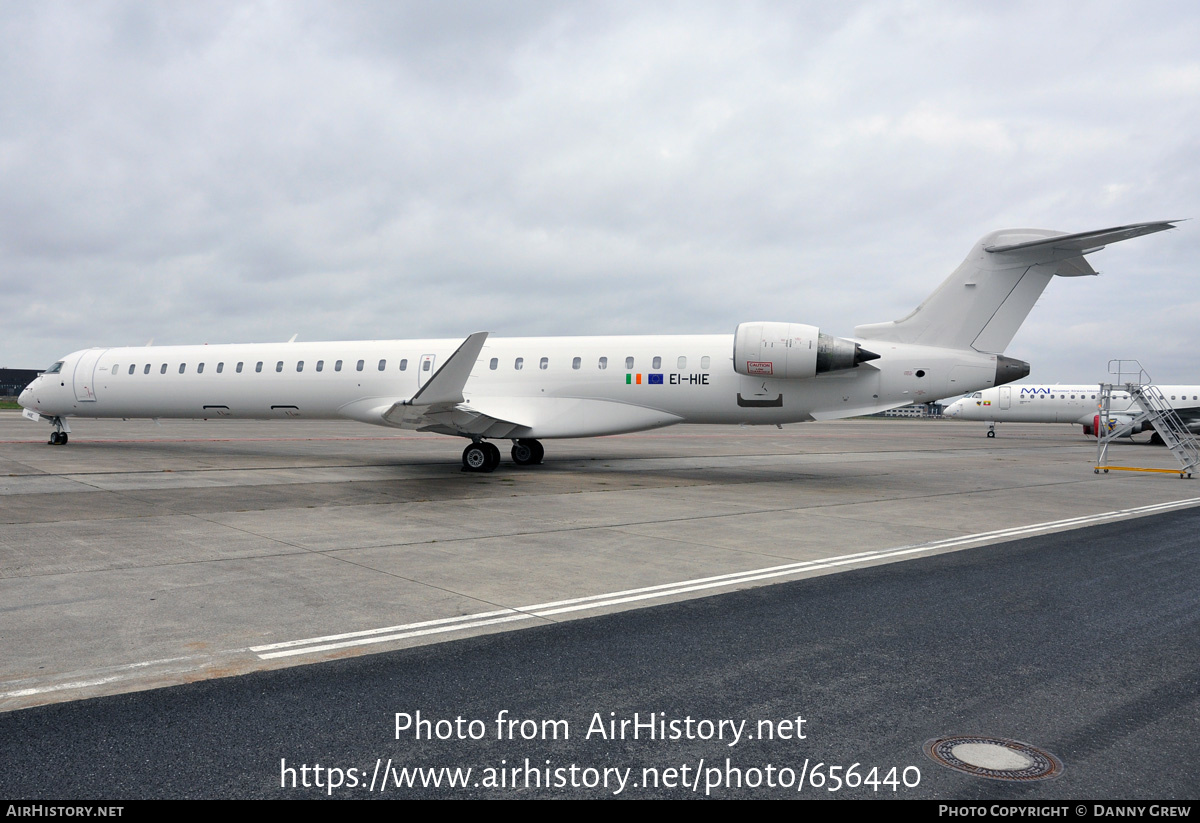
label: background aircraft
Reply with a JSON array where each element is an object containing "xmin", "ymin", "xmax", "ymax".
[{"xmin": 944, "ymin": 383, "xmax": 1200, "ymax": 441}]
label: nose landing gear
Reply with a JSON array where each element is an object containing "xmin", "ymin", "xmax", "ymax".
[{"xmin": 46, "ymin": 417, "xmax": 70, "ymax": 446}]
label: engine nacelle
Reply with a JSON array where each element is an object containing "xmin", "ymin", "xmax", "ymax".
[
  {"xmin": 1092, "ymin": 414, "xmax": 1146, "ymax": 437},
  {"xmin": 733, "ymin": 322, "xmax": 877, "ymax": 379}
]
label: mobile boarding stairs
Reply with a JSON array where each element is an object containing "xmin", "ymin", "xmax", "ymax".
[{"xmin": 1095, "ymin": 360, "xmax": 1200, "ymax": 479}]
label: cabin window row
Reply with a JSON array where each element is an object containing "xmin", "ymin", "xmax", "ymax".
[
  {"xmin": 487, "ymin": 355, "xmax": 712, "ymax": 371},
  {"xmin": 114, "ymin": 359, "xmax": 412, "ymax": 375}
]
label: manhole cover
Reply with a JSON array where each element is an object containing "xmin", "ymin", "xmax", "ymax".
[{"xmin": 923, "ymin": 736, "xmax": 1063, "ymax": 781}]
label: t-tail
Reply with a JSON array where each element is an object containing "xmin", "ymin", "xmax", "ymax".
[{"xmin": 853, "ymin": 221, "xmax": 1181, "ymax": 384}]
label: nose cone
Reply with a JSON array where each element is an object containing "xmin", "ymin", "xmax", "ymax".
[
  {"xmin": 944, "ymin": 400, "xmax": 962, "ymax": 418},
  {"xmin": 18, "ymin": 385, "xmax": 32, "ymax": 408}
]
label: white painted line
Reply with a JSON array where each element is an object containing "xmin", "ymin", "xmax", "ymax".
[
  {"xmin": 0, "ymin": 655, "xmax": 205, "ymax": 700},
  {"xmin": 253, "ymin": 496, "xmax": 1200, "ymax": 660}
]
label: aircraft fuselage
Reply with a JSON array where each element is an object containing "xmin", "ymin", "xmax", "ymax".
[{"xmin": 19, "ymin": 335, "xmax": 1004, "ymax": 438}]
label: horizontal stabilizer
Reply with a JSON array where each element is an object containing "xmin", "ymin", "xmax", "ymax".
[{"xmin": 984, "ymin": 221, "xmax": 1181, "ymax": 255}]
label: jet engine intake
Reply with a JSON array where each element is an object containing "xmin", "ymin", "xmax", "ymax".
[{"xmin": 733, "ymin": 322, "xmax": 878, "ymax": 380}]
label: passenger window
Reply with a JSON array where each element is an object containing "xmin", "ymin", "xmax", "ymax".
[
  {"xmin": 297, "ymin": 361, "xmax": 304, "ymax": 372},
  {"xmin": 236, "ymin": 362, "xmax": 244, "ymax": 373},
  {"xmin": 572, "ymin": 357, "xmax": 581, "ymax": 369},
  {"xmin": 423, "ymin": 360, "xmax": 431, "ymax": 372},
  {"xmin": 179, "ymin": 364, "xmax": 186, "ymax": 374},
  {"xmin": 161, "ymin": 364, "xmax": 167, "ymax": 374},
  {"xmin": 515, "ymin": 357, "xmax": 524, "ymax": 370},
  {"xmin": 144, "ymin": 364, "xmax": 151, "ymax": 375},
  {"xmin": 112, "ymin": 364, "xmax": 119, "ymax": 375},
  {"xmin": 256, "ymin": 362, "xmax": 263, "ymax": 373},
  {"xmin": 653, "ymin": 356, "xmax": 662, "ymax": 369},
  {"xmin": 197, "ymin": 363, "xmax": 204, "ymax": 374},
  {"xmin": 540, "ymin": 357, "xmax": 549, "ymax": 370},
  {"xmin": 490, "ymin": 358, "xmax": 498, "ymax": 370},
  {"xmin": 276, "ymin": 361, "xmax": 284, "ymax": 373},
  {"xmin": 378, "ymin": 359, "xmax": 386, "ymax": 371},
  {"xmin": 316, "ymin": 360, "xmax": 323, "ymax": 372},
  {"xmin": 399, "ymin": 359, "xmax": 407, "ymax": 371},
  {"xmin": 678, "ymin": 356, "xmax": 687, "ymax": 369},
  {"xmin": 598, "ymin": 357, "xmax": 608, "ymax": 370},
  {"xmin": 701, "ymin": 356, "xmax": 710, "ymax": 370},
  {"xmin": 217, "ymin": 363, "xmax": 224, "ymax": 374},
  {"xmin": 356, "ymin": 360, "xmax": 364, "ymax": 372},
  {"xmin": 625, "ymin": 356, "xmax": 634, "ymax": 369},
  {"xmin": 128, "ymin": 364, "xmax": 135, "ymax": 375},
  {"xmin": 335, "ymin": 360, "xmax": 342, "ymax": 372}
]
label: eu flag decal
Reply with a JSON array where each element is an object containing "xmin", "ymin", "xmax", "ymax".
[{"xmin": 648, "ymin": 373, "xmax": 664, "ymax": 385}]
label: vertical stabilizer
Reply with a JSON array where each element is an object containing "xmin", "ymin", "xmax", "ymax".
[{"xmin": 853, "ymin": 221, "xmax": 1179, "ymax": 353}]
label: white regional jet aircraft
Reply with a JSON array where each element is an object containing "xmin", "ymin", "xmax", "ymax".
[
  {"xmin": 19, "ymin": 221, "xmax": 1178, "ymax": 471},
  {"xmin": 944, "ymin": 383, "xmax": 1200, "ymax": 441}
]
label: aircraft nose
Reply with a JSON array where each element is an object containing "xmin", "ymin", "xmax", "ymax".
[
  {"xmin": 18, "ymin": 386, "xmax": 32, "ymax": 407},
  {"xmin": 944, "ymin": 402, "xmax": 961, "ymax": 417}
]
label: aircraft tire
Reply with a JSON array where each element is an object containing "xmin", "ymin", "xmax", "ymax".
[
  {"xmin": 986, "ymin": 430, "xmax": 995, "ymax": 438},
  {"xmin": 511, "ymin": 441, "xmax": 535, "ymax": 465},
  {"xmin": 511, "ymin": 439, "xmax": 544, "ymax": 466},
  {"xmin": 483, "ymin": 442, "xmax": 501, "ymax": 472},
  {"xmin": 462, "ymin": 443, "xmax": 493, "ymax": 472}
]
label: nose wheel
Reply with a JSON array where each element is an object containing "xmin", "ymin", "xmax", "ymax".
[
  {"xmin": 462, "ymin": 441, "xmax": 501, "ymax": 473},
  {"xmin": 49, "ymin": 431, "xmax": 69, "ymax": 445}
]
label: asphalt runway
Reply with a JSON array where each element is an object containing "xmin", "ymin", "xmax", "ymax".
[
  {"xmin": 1, "ymin": 414, "xmax": 1198, "ymax": 798},
  {"xmin": 0, "ymin": 506, "xmax": 1196, "ymax": 799}
]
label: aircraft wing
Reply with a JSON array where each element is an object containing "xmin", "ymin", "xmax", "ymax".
[
  {"xmin": 369, "ymin": 330, "xmax": 684, "ymax": 438},
  {"xmin": 379, "ymin": 331, "xmax": 530, "ymax": 436}
]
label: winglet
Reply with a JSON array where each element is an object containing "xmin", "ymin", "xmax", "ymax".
[{"xmin": 406, "ymin": 332, "xmax": 489, "ymax": 407}]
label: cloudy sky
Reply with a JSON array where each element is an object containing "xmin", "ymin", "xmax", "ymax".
[{"xmin": 3, "ymin": 1, "xmax": 1198, "ymax": 384}]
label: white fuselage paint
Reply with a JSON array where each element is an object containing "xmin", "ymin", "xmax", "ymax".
[
  {"xmin": 19, "ymin": 335, "xmax": 1000, "ymax": 439},
  {"xmin": 944, "ymin": 384, "xmax": 1200, "ymax": 429}
]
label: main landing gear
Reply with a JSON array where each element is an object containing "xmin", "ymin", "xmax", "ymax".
[
  {"xmin": 510, "ymin": 439, "xmax": 545, "ymax": 466},
  {"xmin": 461, "ymin": 439, "xmax": 544, "ymax": 473}
]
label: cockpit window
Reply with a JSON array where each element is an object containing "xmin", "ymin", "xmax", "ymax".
[
  {"xmin": 971, "ymin": 392, "xmax": 982, "ymax": 398},
  {"xmin": 45, "ymin": 361, "xmax": 64, "ymax": 375}
]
